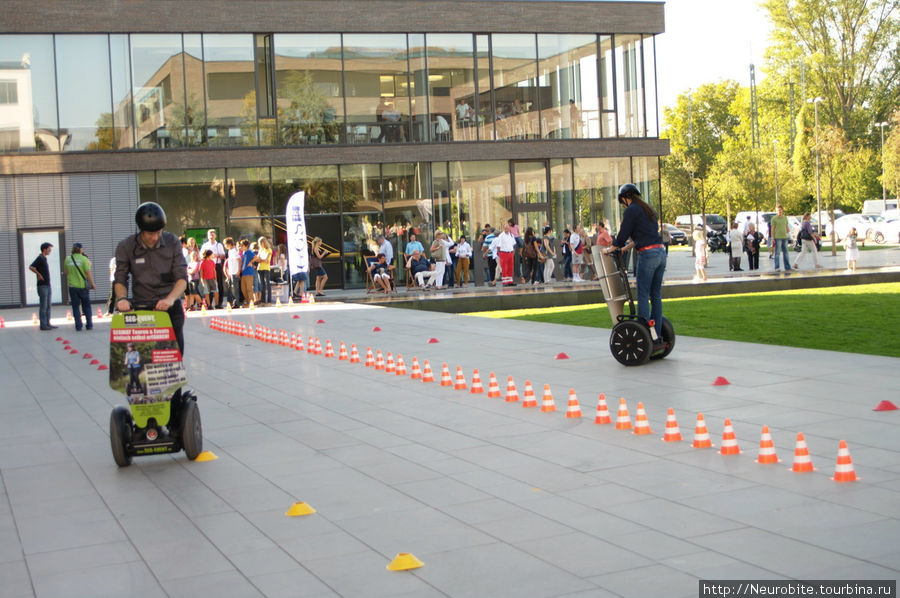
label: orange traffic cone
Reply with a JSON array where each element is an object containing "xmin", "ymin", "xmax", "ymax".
[
  {"xmin": 32, "ymin": 312, "xmax": 38, "ymax": 325},
  {"xmin": 594, "ymin": 394, "xmax": 611, "ymax": 424},
  {"xmin": 307, "ymin": 336, "xmax": 316, "ymax": 353},
  {"xmin": 314, "ymin": 338, "xmax": 322, "ymax": 355},
  {"xmin": 832, "ymin": 440, "xmax": 857, "ymax": 482},
  {"xmin": 719, "ymin": 419, "xmax": 741, "ymax": 455},
  {"xmin": 374, "ymin": 349, "xmax": 385, "ymax": 369},
  {"xmin": 350, "ymin": 344, "xmax": 360, "ymax": 363},
  {"xmin": 522, "ymin": 381, "xmax": 537, "ymax": 407},
  {"xmin": 540, "ymin": 384, "xmax": 556, "ymax": 412},
  {"xmin": 505, "ymin": 376, "xmax": 519, "ymax": 402},
  {"xmin": 565, "ymin": 389, "xmax": 582, "ymax": 418},
  {"xmin": 692, "ymin": 413, "xmax": 713, "ymax": 448},
  {"xmin": 97, "ymin": 307, "xmax": 103, "ymax": 319},
  {"xmin": 365, "ymin": 347, "xmax": 375, "ymax": 367},
  {"xmin": 295, "ymin": 335, "xmax": 305, "ymax": 351},
  {"xmin": 662, "ymin": 408, "xmax": 682, "ymax": 442},
  {"xmin": 395, "ymin": 354, "xmax": 407, "ymax": 376},
  {"xmin": 615, "ymin": 398, "xmax": 632, "ymax": 430},
  {"xmin": 632, "ymin": 402, "xmax": 652, "ymax": 435},
  {"xmin": 324, "ymin": 340, "xmax": 335, "ymax": 358},
  {"xmin": 66, "ymin": 310, "xmax": 73, "ymax": 321},
  {"xmin": 440, "ymin": 363, "xmax": 453, "ymax": 386},
  {"xmin": 338, "ymin": 341, "xmax": 349, "ymax": 360},
  {"xmin": 791, "ymin": 433, "xmax": 815, "ymax": 473},
  {"xmin": 470, "ymin": 369, "xmax": 484, "ymax": 394},
  {"xmin": 410, "ymin": 357, "xmax": 422, "ymax": 379},
  {"xmin": 486, "ymin": 372, "xmax": 501, "ymax": 398},
  {"xmin": 385, "ymin": 352, "xmax": 395, "ymax": 373},
  {"xmin": 756, "ymin": 426, "xmax": 779, "ymax": 464},
  {"xmin": 454, "ymin": 366, "xmax": 468, "ymax": 390},
  {"xmin": 422, "ymin": 360, "xmax": 435, "ymax": 383}
]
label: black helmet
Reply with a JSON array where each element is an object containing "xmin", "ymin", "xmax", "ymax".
[
  {"xmin": 135, "ymin": 202, "xmax": 166, "ymax": 232},
  {"xmin": 617, "ymin": 183, "xmax": 641, "ymax": 201}
]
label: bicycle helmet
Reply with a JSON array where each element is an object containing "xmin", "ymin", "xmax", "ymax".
[
  {"xmin": 135, "ymin": 202, "xmax": 167, "ymax": 232},
  {"xmin": 617, "ymin": 183, "xmax": 641, "ymax": 201}
]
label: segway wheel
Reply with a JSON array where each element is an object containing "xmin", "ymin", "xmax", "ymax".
[
  {"xmin": 110, "ymin": 406, "xmax": 133, "ymax": 467},
  {"xmin": 650, "ymin": 317, "xmax": 676, "ymax": 360},
  {"xmin": 610, "ymin": 321, "xmax": 652, "ymax": 366},
  {"xmin": 181, "ymin": 399, "xmax": 203, "ymax": 460}
]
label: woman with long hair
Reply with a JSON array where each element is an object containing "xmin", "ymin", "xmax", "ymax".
[
  {"xmin": 256, "ymin": 236, "xmax": 273, "ymax": 305},
  {"xmin": 310, "ymin": 237, "xmax": 328, "ymax": 296}
]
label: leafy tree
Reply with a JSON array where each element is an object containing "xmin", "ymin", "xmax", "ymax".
[{"xmin": 882, "ymin": 109, "xmax": 900, "ymax": 198}]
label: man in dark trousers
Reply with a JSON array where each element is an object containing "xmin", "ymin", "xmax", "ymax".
[{"xmin": 29, "ymin": 242, "xmax": 57, "ymax": 330}]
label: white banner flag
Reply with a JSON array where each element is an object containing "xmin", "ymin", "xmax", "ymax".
[{"xmin": 285, "ymin": 191, "xmax": 309, "ymax": 277}]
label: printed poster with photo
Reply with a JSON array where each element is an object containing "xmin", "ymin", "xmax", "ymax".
[{"xmin": 109, "ymin": 311, "xmax": 186, "ymax": 428}]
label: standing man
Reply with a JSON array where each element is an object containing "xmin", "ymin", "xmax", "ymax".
[
  {"xmin": 29, "ymin": 242, "xmax": 57, "ymax": 330},
  {"xmin": 200, "ymin": 229, "xmax": 226, "ymax": 308},
  {"xmin": 377, "ymin": 234, "xmax": 393, "ymax": 269},
  {"xmin": 497, "ymin": 222, "xmax": 517, "ymax": 286},
  {"xmin": 114, "ymin": 202, "xmax": 188, "ymax": 355},
  {"xmin": 770, "ymin": 205, "xmax": 793, "ymax": 274},
  {"xmin": 64, "ymin": 243, "xmax": 96, "ymax": 331}
]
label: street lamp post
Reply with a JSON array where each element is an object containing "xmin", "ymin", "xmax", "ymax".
[
  {"xmin": 875, "ymin": 121, "xmax": 888, "ymax": 212},
  {"xmin": 773, "ymin": 139, "xmax": 779, "ymax": 208},
  {"xmin": 808, "ymin": 97, "xmax": 824, "ymax": 238}
]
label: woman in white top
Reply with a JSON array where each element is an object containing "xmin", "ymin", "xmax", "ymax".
[
  {"xmin": 728, "ymin": 222, "xmax": 744, "ymax": 271},
  {"xmin": 454, "ymin": 235, "xmax": 473, "ymax": 286}
]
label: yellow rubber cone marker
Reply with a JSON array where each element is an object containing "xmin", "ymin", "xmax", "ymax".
[
  {"xmin": 387, "ymin": 553, "xmax": 424, "ymax": 571},
  {"xmin": 285, "ymin": 502, "xmax": 316, "ymax": 516},
  {"xmin": 194, "ymin": 451, "xmax": 218, "ymax": 462}
]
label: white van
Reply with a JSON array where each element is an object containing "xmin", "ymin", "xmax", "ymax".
[
  {"xmin": 675, "ymin": 213, "xmax": 727, "ymax": 234},
  {"xmin": 862, "ymin": 199, "xmax": 899, "ymax": 215},
  {"xmin": 734, "ymin": 211, "xmax": 776, "ymax": 240}
]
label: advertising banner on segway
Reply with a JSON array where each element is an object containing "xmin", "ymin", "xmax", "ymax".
[{"xmin": 109, "ymin": 311, "xmax": 186, "ymax": 427}]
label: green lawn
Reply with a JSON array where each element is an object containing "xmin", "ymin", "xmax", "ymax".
[{"xmin": 465, "ymin": 283, "xmax": 900, "ymax": 357}]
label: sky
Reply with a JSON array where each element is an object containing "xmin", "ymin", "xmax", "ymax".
[{"xmin": 654, "ymin": 0, "xmax": 773, "ymax": 113}]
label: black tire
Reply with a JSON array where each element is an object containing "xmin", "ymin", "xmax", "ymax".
[
  {"xmin": 873, "ymin": 231, "xmax": 885, "ymax": 244},
  {"xmin": 610, "ymin": 321, "xmax": 652, "ymax": 366},
  {"xmin": 181, "ymin": 399, "xmax": 203, "ymax": 460},
  {"xmin": 650, "ymin": 317, "xmax": 676, "ymax": 360},
  {"xmin": 110, "ymin": 406, "xmax": 132, "ymax": 467}
]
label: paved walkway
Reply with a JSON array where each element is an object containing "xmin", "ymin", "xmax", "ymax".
[{"xmin": 0, "ymin": 291, "xmax": 898, "ymax": 597}]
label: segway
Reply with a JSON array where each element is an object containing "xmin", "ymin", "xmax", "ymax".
[
  {"xmin": 108, "ymin": 309, "xmax": 202, "ymax": 466},
  {"xmin": 597, "ymin": 249, "xmax": 675, "ymax": 366}
]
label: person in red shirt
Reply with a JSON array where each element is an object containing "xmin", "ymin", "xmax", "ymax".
[{"xmin": 199, "ymin": 249, "xmax": 219, "ymax": 308}]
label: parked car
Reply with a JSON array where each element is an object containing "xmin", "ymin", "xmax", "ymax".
[
  {"xmin": 810, "ymin": 210, "xmax": 845, "ymax": 235},
  {"xmin": 663, "ymin": 224, "xmax": 687, "ymax": 245},
  {"xmin": 675, "ymin": 213, "xmax": 727, "ymax": 234},
  {"xmin": 869, "ymin": 216, "xmax": 900, "ymax": 244},
  {"xmin": 826, "ymin": 214, "xmax": 878, "ymax": 241}
]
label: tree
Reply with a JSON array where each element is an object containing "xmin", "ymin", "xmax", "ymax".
[
  {"xmin": 763, "ymin": 0, "xmax": 900, "ymax": 135},
  {"xmin": 882, "ymin": 109, "xmax": 900, "ymax": 198}
]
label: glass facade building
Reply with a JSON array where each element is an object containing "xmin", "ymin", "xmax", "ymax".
[{"xmin": 0, "ymin": 0, "xmax": 667, "ymax": 303}]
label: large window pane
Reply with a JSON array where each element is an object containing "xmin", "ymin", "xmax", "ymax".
[
  {"xmin": 0, "ymin": 35, "xmax": 58, "ymax": 152},
  {"xmin": 340, "ymin": 163, "xmax": 382, "ymax": 215},
  {"xmin": 474, "ymin": 35, "xmax": 493, "ymax": 141},
  {"xmin": 408, "ymin": 34, "xmax": 428, "ymax": 143},
  {"xmin": 203, "ymin": 34, "xmax": 258, "ymax": 147},
  {"xmin": 615, "ymin": 34, "xmax": 644, "ymax": 138},
  {"xmin": 538, "ymin": 34, "xmax": 597, "ymax": 140},
  {"xmin": 550, "ymin": 159, "xmax": 575, "ymax": 232},
  {"xmin": 55, "ymin": 35, "xmax": 113, "ymax": 151},
  {"xmin": 423, "ymin": 34, "xmax": 476, "ymax": 143},
  {"xmin": 229, "ymin": 166, "xmax": 271, "ymax": 220},
  {"xmin": 644, "ymin": 35, "xmax": 658, "ymax": 138},
  {"xmin": 632, "ymin": 156, "xmax": 660, "ymax": 214},
  {"xmin": 130, "ymin": 34, "xmax": 186, "ymax": 149},
  {"xmin": 274, "ymin": 34, "xmax": 344, "ymax": 146},
  {"xmin": 271, "ymin": 165, "xmax": 340, "ymax": 218},
  {"xmin": 110, "ymin": 34, "xmax": 134, "ymax": 149},
  {"xmin": 181, "ymin": 34, "xmax": 206, "ymax": 147},
  {"xmin": 383, "ymin": 162, "xmax": 431, "ymax": 263},
  {"xmin": 450, "ymin": 161, "xmax": 510, "ymax": 238},
  {"xmin": 491, "ymin": 34, "xmax": 539, "ymax": 141},
  {"xmin": 155, "ymin": 169, "xmax": 226, "ymax": 235},
  {"xmin": 599, "ymin": 35, "xmax": 615, "ymax": 137},
  {"xmin": 230, "ymin": 217, "xmax": 271, "ymax": 245},
  {"xmin": 342, "ymin": 213, "xmax": 381, "ymax": 288},
  {"xmin": 138, "ymin": 170, "xmax": 156, "ymax": 203},
  {"xmin": 343, "ymin": 34, "xmax": 410, "ymax": 144},
  {"xmin": 573, "ymin": 157, "xmax": 630, "ymax": 233}
]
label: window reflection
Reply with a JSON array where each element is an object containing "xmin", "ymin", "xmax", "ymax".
[
  {"xmin": 130, "ymin": 34, "xmax": 186, "ymax": 149},
  {"xmin": 0, "ymin": 35, "xmax": 57, "ymax": 151},
  {"xmin": 340, "ymin": 163, "xmax": 382, "ymax": 214},
  {"xmin": 203, "ymin": 34, "xmax": 258, "ymax": 146},
  {"xmin": 538, "ymin": 34, "xmax": 597, "ymax": 139},
  {"xmin": 181, "ymin": 34, "xmax": 206, "ymax": 147},
  {"xmin": 383, "ymin": 162, "xmax": 431, "ymax": 262},
  {"xmin": 271, "ymin": 165, "xmax": 340, "ymax": 216},
  {"xmin": 110, "ymin": 34, "xmax": 134, "ymax": 149},
  {"xmin": 450, "ymin": 161, "xmax": 511, "ymax": 238},
  {"xmin": 490, "ymin": 34, "xmax": 539, "ymax": 141},
  {"xmin": 573, "ymin": 157, "xmax": 629, "ymax": 233},
  {"xmin": 155, "ymin": 168, "xmax": 226, "ymax": 234},
  {"xmin": 274, "ymin": 34, "xmax": 344, "ymax": 146},
  {"xmin": 599, "ymin": 35, "xmax": 615, "ymax": 137},
  {"xmin": 229, "ymin": 166, "xmax": 271, "ymax": 220},
  {"xmin": 343, "ymin": 34, "xmax": 410, "ymax": 144},
  {"xmin": 615, "ymin": 34, "xmax": 644, "ymax": 138},
  {"xmin": 424, "ymin": 34, "xmax": 476, "ymax": 143},
  {"xmin": 56, "ymin": 35, "xmax": 114, "ymax": 151}
]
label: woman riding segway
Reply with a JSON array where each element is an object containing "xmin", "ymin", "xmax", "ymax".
[{"xmin": 602, "ymin": 184, "xmax": 673, "ymax": 364}]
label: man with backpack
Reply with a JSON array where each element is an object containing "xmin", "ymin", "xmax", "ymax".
[{"xmin": 64, "ymin": 243, "xmax": 96, "ymax": 331}]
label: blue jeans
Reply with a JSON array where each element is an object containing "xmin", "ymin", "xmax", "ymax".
[
  {"xmin": 562, "ymin": 254, "xmax": 572, "ymax": 280},
  {"xmin": 773, "ymin": 238, "xmax": 792, "ymax": 270},
  {"xmin": 37, "ymin": 285, "xmax": 52, "ymax": 328},
  {"xmin": 259, "ymin": 270, "xmax": 271, "ymax": 303},
  {"xmin": 68, "ymin": 287, "xmax": 93, "ymax": 330},
  {"xmin": 636, "ymin": 247, "xmax": 666, "ymax": 338}
]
